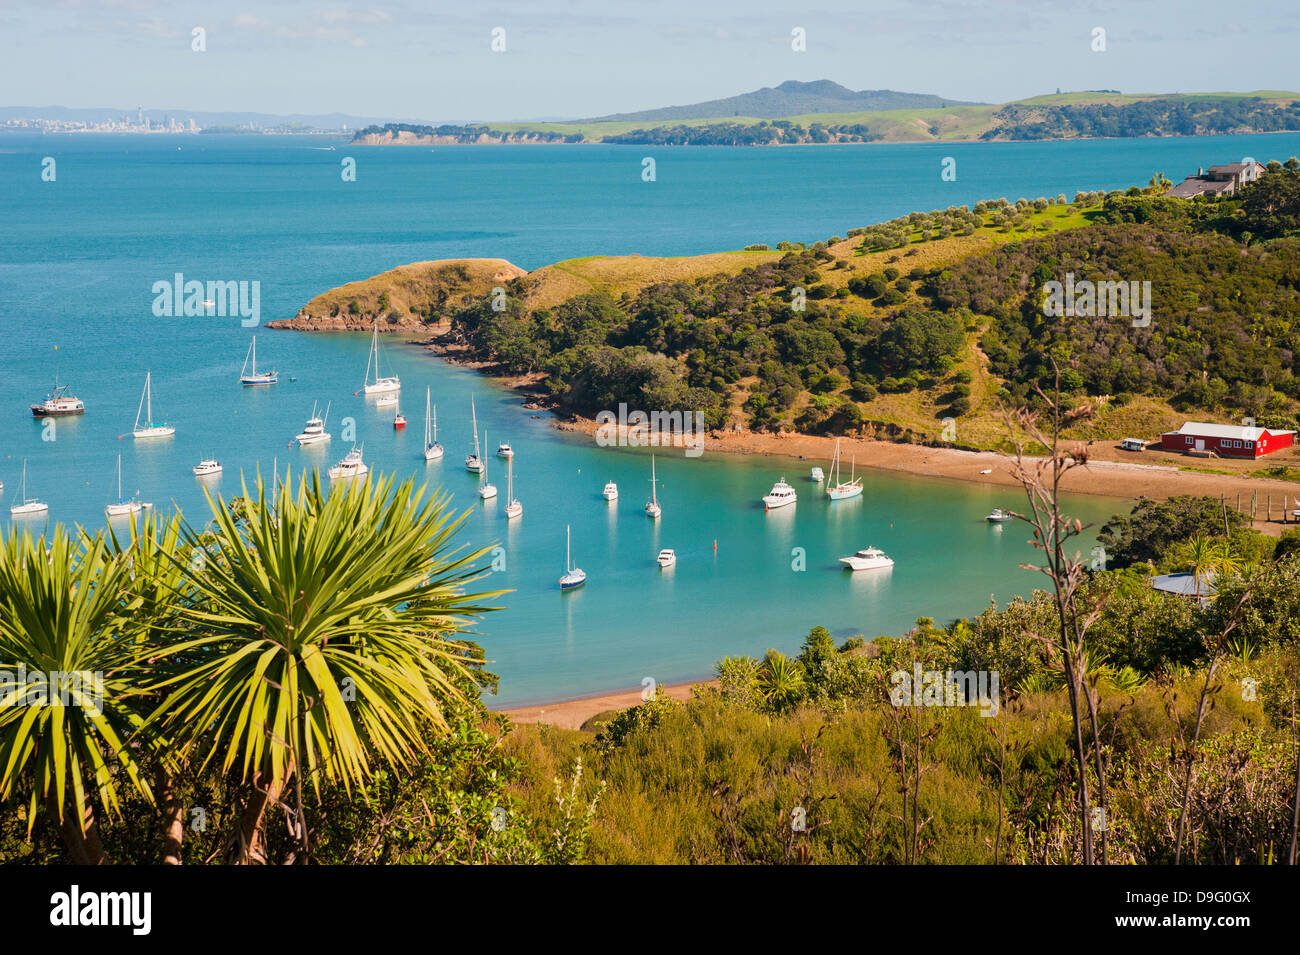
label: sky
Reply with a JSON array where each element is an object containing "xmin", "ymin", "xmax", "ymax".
[{"xmin": 1, "ymin": 0, "xmax": 1298, "ymax": 122}]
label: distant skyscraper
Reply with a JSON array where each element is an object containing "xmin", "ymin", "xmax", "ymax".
[{"xmin": 137, "ymin": 105, "xmax": 143, "ymax": 126}]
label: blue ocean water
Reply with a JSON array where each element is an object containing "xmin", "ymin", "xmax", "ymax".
[{"xmin": 3, "ymin": 131, "xmax": 1299, "ymax": 706}]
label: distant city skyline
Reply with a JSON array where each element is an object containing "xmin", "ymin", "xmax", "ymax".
[{"xmin": 2, "ymin": 0, "xmax": 1299, "ymax": 123}]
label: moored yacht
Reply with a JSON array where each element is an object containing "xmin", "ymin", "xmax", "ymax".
[
  {"xmin": 295, "ymin": 402, "xmax": 331, "ymax": 445},
  {"xmin": 603, "ymin": 481, "xmax": 618, "ymax": 502},
  {"xmin": 328, "ymin": 446, "xmax": 369, "ymax": 481},
  {"xmin": 986, "ymin": 507, "xmax": 1014, "ymax": 523},
  {"xmin": 840, "ymin": 546, "xmax": 894, "ymax": 572},
  {"xmin": 762, "ymin": 477, "xmax": 797, "ymax": 510},
  {"xmin": 423, "ymin": 389, "xmax": 443, "ymax": 461},
  {"xmin": 558, "ymin": 525, "xmax": 586, "ymax": 591},
  {"xmin": 497, "ymin": 442, "xmax": 513, "ymax": 458},
  {"xmin": 362, "ymin": 323, "xmax": 400, "ymax": 395},
  {"xmin": 132, "ymin": 371, "xmax": 174, "ymax": 439},
  {"xmin": 645, "ymin": 455, "xmax": 661, "ymax": 519},
  {"xmin": 9, "ymin": 460, "xmax": 48, "ymax": 517},
  {"xmin": 192, "ymin": 458, "xmax": 223, "ymax": 476},
  {"xmin": 478, "ymin": 431, "xmax": 498, "ymax": 500},
  {"xmin": 826, "ymin": 438, "xmax": 863, "ymax": 501},
  {"xmin": 239, "ymin": 336, "xmax": 277, "ymax": 385},
  {"xmin": 465, "ymin": 396, "xmax": 484, "ymax": 472},
  {"xmin": 657, "ymin": 548, "xmax": 676, "ymax": 568},
  {"xmin": 30, "ymin": 377, "xmax": 84, "ymax": 417},
  {"xmin": 504, "ymin": 456, "xmax": 521, "ymax": 519},
  {"xmin": 809, "ymin": 466, "xmax": 824, "ymax": 483},
  {"xmin": 105, "ymin": 454, "xmax": 149, "ymax": 518}
]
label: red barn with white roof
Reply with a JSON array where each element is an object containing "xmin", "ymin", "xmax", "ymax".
[{"xmin": 1160, "ymin": 421, "xmax": 1295, "ymax": 458}]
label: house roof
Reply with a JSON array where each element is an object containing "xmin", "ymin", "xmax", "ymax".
[
  {"xmin": 1165, "ymin": 177, "xmax": 1236, "ymax": 198},
  {"xmin": 1207, "ymin": 162, "xmax": 1263, "ymax": 174},
  {"xmin": 1163, "ymin": 421, "xmax": 1296, "ymax": 441}
]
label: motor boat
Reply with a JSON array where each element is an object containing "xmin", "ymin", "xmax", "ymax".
[
  {"xmin": 840, "ymin": 546, "xmax": 895, "ymax": 571},
  {"xmin": 809, "ymin": 466, "xmax": 824, "ymax": 482},
  {"xmin": 295, "ymin": 402, "xmax": 332, "ymax": 445},
  {"xmin": 30, "ymin": 377, "xmax": 84, "ymax": 417},
  {"xmin": 193, "ymin": 459, "xmax": 223, "ymax": 476},
  {"xmin": 763, "ymin": 478, "xmax": 797, "ymax": 510},
  {"xmin": 328, "ymin": 447, "xmax": 369, "ymax": 481},
  {"xmin": 986, "ymin": 507, "xmax": 1014, "ymax": 523},
  {"xmin": 657, "ymin": 549, "xmax": 676, "ymax": 568},
  {"xmin": 603, "ymin": 481, "xmax": 618, "ymax": 502},
  {"xmin": 497, "ymin": 443, "xmax": 513, "ymax": 458}
]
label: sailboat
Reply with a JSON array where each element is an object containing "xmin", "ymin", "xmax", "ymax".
[
  {"xmin": 644, "ymin": 454, "xmax": 661, "ymax": 519},
  {"xmin": 132, "ymin": 371, "xmax": 174, "ymax": 438},
  {"xmin": 465, "ymin": 397, "xmax": 484, "ymax": 472},
  {"xmin": 393, "ymin": 404, "xmax": 406, "ymax": 429},
  {"xmin": 9, "ymin": 460, "xmax": 48, "ymax": 517},
  {"xmin": 295, "ymin": 401, "xmax": 331, "ymax": 445},
  {"xmin": 826, "ymin": 438, "xmax": 863, "ymax": 501},
  {"xmin": 239, "ymin": 336, "xmax": 277, "ymax": 385},
  {"xmin": 105, "ymin": 454, "xmax": 148, "ymax": 517},
  {"xmin": 423, "ymin": 388, "xmax": 443, "ymax": 461},
  {"xmin": 478, "ymin": 431, "xmax": 498, "ymax": 500},
  {"xmin": 362, "ymin": 323, "xmax": 400, "ymax": 395},
  {"xmin": 505, "ymin": 456, "xmax": 522, "ymax": 519},
  {"xmin": 558, "ymin": 525, "xmax": 586, "ymax": 591}
]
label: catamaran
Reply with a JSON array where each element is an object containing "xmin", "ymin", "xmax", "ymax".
[
  {"xmin": 762, "ymin": 477, "xmax": 797, "ymax": 510},
  {"xmin": 826, "ymin": 438, "xmax": 863, "ymax": 501},
  {"xmin": 840, "ymin": 546, "xmax": 894, "ymax": 572},
  {"xmin": 105, "ymin": 454, "xmax": 148, "ymax": 518},
  {"xmin": 465, "ymin": 397, "xmax": 484, "ymax": 472},
  {"xmin": 362, "ymin": 323, "xmax": 400, "ymax": 395},
  {"xmin": 30, "ymin": 374, "xmax": 84, "ymax": 417},
  {"xmin": 9, "ymin": 460, "xmax": 48, "ymax": 517},
  {"xmin": 295, "ymin": 402, "xmax": 331, "ymax": 445},
  {"xmin": 192, "ymin": 458, "xmax": 222, "ymax": 476},
  {"xmin": 132, "ymin": 371, "xmax": 174, "ymax": 439},
  {"xmin": 239, "ymin": 336, "xmax": 277, "ymax": 385},
  {"xmin": 603, "ymin": 481, "xmax": 619, "ymax": 502},
  {"xmin": 328, "ymin": 446, "xmax": 369, "ymax": 481},
  {"xmin": 479, "ymin": 431, "xmax": 498, "ymax": 500},
  {"xmin": 423, "ymin": 389, "xmax": 443, "ymax": 461},
  {"xmin": 505, "ymin": 456, "xmax": 522, "ymax": 519},
  {"xmin": 645, "ymin": 454, "xmax": 661, "ymax": 519},
  {"xmin": 558, "ymin": 525, "xmax": 587, "ymax": 591}
]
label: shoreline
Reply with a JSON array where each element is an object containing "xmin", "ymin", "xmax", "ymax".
[{"xmin": 495, "ymin": 679, "xmax": 712, "ymax": 730}]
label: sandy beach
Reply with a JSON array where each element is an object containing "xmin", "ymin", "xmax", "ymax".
[
  {"xmin": 497, "ymin": 680, "xmax": 710, "ymax": 730},
  {"xmin": 554, "ymin": 417, "xmax": 1300, "ymax": 523}
]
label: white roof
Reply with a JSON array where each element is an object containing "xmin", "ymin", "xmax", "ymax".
[{"xmin": 1167, "ymin": 421, "xmax": 1294, "ymax": 440}]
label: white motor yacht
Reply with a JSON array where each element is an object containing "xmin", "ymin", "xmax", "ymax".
[
  {"xmin": 762, "ymin": 477, "xmax": 797, "ymax": 510},
  {"xmin": 840, "ymin": 546, "xmax": 895, "ymax": 572}
]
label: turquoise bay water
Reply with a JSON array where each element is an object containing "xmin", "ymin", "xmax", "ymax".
[{"xmin": 4, "ymin": 131, "xmax": 1300, "ymax": 706}]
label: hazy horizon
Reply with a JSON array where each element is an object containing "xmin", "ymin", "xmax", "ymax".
[{"xmin": 2, "ymin": 0, "xmax": 1299, "ymax": 123}]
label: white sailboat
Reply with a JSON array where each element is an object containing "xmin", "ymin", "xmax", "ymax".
[
  {"xmin": 9, "ymin": 460, "xmax": 48, "ymax": 517},
  {"xmin": 644, "ymin": 454, "xmax": 661, "ymax": 519},
  {"xmin": 132, "ymin": 371, "xmax": 174, "ymax": 439},
  {"xmin": 505, "ymin": 456, "xmax": 521, "ymax": 519},
  {"xmin": 826, "ymin": 438, "xmax": 863, "ymax": 501},
  {"xmin": 105, "ymin": 454, "xmax": 148, "ymax": 517},
  {"xmin": 239, "ymin": 336, "xmax": 277, "ymax": 385},
  {"xmin": 558, "ymin": 525, "xmax": 586, "ymax": 591},
  {"xmin": 478, "ymin": 430, "xmax": 498, "ymax": 500},
  {"xmin": 465, "ymin": 397, "xmax": 484, "ymax": 472},
  {"xmin": 362, "ymin": 323, "xmax": 400, "ymax": 395},
  {"xmin": 295, "ymin": 401, "xmax": 331, "ymax": 445},
  {"xmin": 423, "ymin": 388, "xmax": 443, "ymax": 461}
]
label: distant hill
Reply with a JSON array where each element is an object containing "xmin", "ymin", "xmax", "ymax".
[{"xmin": 585, "ymin": 80, "xmax": 981, "ymax": 122}]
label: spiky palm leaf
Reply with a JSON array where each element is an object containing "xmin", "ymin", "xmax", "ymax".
[
  {"xmin": 0, "ymin": 526, "xmax": 155, "ymax": 836},
  {"xmin": 150, "ymin": 469, "xmax": 501, "ymax": 797}
]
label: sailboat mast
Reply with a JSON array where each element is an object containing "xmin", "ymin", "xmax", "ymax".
[
  {"xmin": 425, "ymin": 388, "xmax": 432, "ymax": 446},
  {"xmin": 566, "ymin": 525, "xmax": 571, "ymax": 572},
  {"xmin": 146, "ymin": 372, "xmax": 153, "ymax": 424}
]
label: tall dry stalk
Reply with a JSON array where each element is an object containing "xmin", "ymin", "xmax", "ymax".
[{"xmin": 1003, "ymin": 367, "xmax": 1109, "ymax": 864}]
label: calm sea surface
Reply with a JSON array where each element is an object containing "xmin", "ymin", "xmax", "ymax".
[{"xmin": 4, "ymin": 131, "xmax": 1299, "ymax": 706}]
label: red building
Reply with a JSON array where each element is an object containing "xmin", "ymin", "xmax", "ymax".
[{"xmin": 1160, "ymin": 421, "xmax": 1295, "ymax": 458}]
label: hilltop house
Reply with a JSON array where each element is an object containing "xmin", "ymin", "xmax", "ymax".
[
  {"xmin": 1165, "ymin": 161, "xmax": 1266, "ymax": 199},
  {"xmin": 1159, "ymin": 421, "xmax": 1295, "ymax": 458}
]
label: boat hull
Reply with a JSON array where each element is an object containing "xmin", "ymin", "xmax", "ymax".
[
  {"xmin": 133, "ymin": 426, "xmax": 175, "ymax": 439},
  {"xmin": 240, "ymin": 375, "xmax": 277, "ymax": 386},
  {"xmin": 30, "ymin": 406, "xmax": 84, "ymax": 417},
  {"xmin": 424, "ymin": 445, "xmax": 444, "ymax": 461},
  {"xmin": 840, "ymin": 557, "xmax": 894, "ymax": 571},
  {"xmin": 827, "ymin": 485, "xmax": 863, "ymax": 501},
  {"xmin": 559, "ymin": 574, "xmax": 587, "ymax": 591},
  {"xmin": 763, "ymin": 496, "xmax": 796, "ymax": 509},
  {"xmin": 10, "ymin": 503, "xmax": 49, "ymax": 517}
]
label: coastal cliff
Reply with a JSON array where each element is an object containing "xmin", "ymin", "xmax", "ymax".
[{"xmin": 267, "ymin": 258, "xmax": 527, "ymax": 332}]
